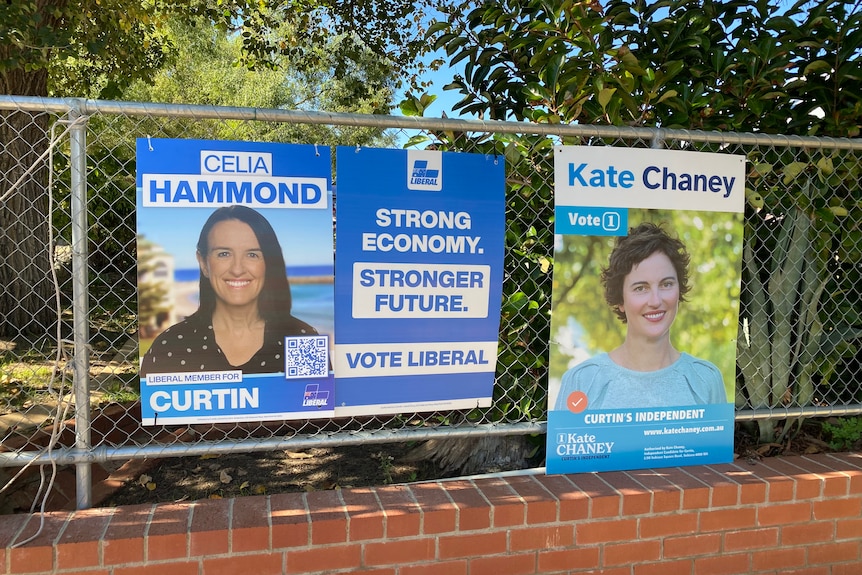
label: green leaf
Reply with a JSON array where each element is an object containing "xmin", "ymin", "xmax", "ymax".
[
  {"xmin": 597, "ymin": 87, "xmax": 616, "ymax": 110},
  {"xmin": 804, "ymin": 60, "xmax": 832, "ymax": 75},
  {"xmin": 403, "ymin": 134, "xmax": 431, "ymax": 148},
  {"xmin": 782, "ymin": 162, "xmax": 808, "ymax": 184}
]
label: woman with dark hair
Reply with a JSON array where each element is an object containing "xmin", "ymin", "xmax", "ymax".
[
  {"xmin": 554, "ymin": 222, "xmax": 726, "ymax": 410},
  {"xmin": 141, "ymin": 205, "xmax": 318, "ymax": 376}
]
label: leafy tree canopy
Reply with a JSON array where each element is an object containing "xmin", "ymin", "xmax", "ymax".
[
  {"xmin": 1, "ymin": 0, "xmax": 441, "ymax": 98},
  {"xmin": 428, "ymin": 0, "xmax": 862, "ymax": 137}
]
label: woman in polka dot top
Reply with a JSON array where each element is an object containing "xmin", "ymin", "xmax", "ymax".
[{"xmin": 140, "ymin": 205, "xmax": 319, "ymax": 376}]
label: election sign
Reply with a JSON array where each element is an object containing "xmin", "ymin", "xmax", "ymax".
[
  {"xmin": 333, "ymin": 147, "xmax": 505, "ymax": 416},
  {"xmin": 546, "ymin": 146, "xmax": 745, "ymax": 474},
  {"xmin": 136, "ymin": 138, "xmax": 336, "ymax": 425}
]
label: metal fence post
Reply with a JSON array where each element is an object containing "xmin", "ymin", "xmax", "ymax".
[{"xmin": 68, "ymin": 100, "xmax": 92, "ymax": 509}]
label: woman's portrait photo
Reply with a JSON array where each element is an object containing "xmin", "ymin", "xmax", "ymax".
[
  {"xmin": 137, "ymin": 204, "xmax": 334, "ymax": 377},
  {"xmin": 549, "ymin": 210, "xmax": 743, "ymax": 411}
]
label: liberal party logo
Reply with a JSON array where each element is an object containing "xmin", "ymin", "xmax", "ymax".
[
  {"xmin": 302, "ymin": 383, "xmax": 330, "ymax": 408},
  {"xmin": 407, "ymin": 150, "xmax": 443, "ymax": 191}
]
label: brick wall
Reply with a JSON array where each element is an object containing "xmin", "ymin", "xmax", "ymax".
[{"xmin": 2, "ymin": 453, "xmax": 861, "ymax": 574}]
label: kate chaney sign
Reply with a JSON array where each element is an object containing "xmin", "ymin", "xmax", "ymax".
[
  {"xmin": 546, "ymin": 146, "xmax": 745, "ymax": 474},
  {"xmin": 333, "ymin": 148, "xmax": 506, "ymax": 416},
  {"xmin": 136, "ymin": 138, "xmax": 336, "ymax": 425}
]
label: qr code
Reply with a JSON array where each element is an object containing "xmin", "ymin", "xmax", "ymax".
[{"xmin": 284, "ymin": 335, "xmax": 329, "ymax": 379}]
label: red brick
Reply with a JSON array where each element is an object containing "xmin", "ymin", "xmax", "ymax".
[
  {"xmin": 146, "ymin": 503, "xmax": 190, "ymax": 561},
  {"xmin": 231, "ymin": 495, "xmax": 270, "ymax": 552},
  {"xmin": 8, "ymin": 543, "xmax": 54, "ymax": 574},
  {"xmin": 759, "ymin": 458, "xmax": 822, "ymax": 499},
  {"xmin": 0, "ymin": 513, "xmax": 27, "ymax": 549},
  {"xmin": 56, "ymin": 538, "xmax": 101, "ymax": 570},
  {"xmin": 722, "ymin": 461, "xmax": 768, "ymax": 490},
  {"xmin": 693, "ymin": 552, "xmax": 750, "ymax": 575},
  {"xmin": 376, "ymin": 484, "xmax": 421, "ymax": 538},
  {"xmin": 444, "ymin": 480, "xmax": 491, "ymax": 531},
  {"xmin": 757, "ymin": 501, "xmax": 811, "ymax": 525},
  {"xmin": 812, "ymin": 497, "xmax": 862, "ymax": 520},
  {"xmin": 102, "ymin": 503, "xmax": 151, "ymax": 565},
  {"xmin": 768, "ymin": 479, "xmax": 796, "ymax": 501},
  {"xmin": 364, "ymin": 538, "xmax": 435, "ymax": 565},
  {"xmin": 9, "ymin": 512, "xmax": 69, "ymax": 574},
  {"xmin": 664, "ymin": 534, "xmax": 721, "ymax": 558},
  {"xmin": 836, "ymin": 517, "xmax": 862, "ymax": 540},
  {"xmin": 55, "ymin": 508, "xmax": 113, "ymax": 570},
  {"xmin": 724, "ymin": 527, "xmax": 779, "ymax": 551},
  {"xmin": 577, "ymin": 568, "xmax": 630, "ymax": 575},
  {"xmin": 401, "ymin": 560, "xmax": 468, "ymax": 575},
  {"xmin": 533, "ymin": 474, "xmax": 591, "ymax": 521},
  {"xmin": 639, "ymin": 512, "xmax": 697, "ymax": 538},
  {"xmin": 777, "ymin": 569, "xmax": 829, "ymax": 575},
  {"xmin": 737, "ymin": 478, "xmax": 768, "ymax": 504},
  {"xmin": 683, "ymin": 465, "xmax": 739, "ymax": 507},
  {"xmin": 507, "ymin": 475, "xmax": 557, "ymax": 524},
  {"xmin": 826, "ymin": 454, "xmax": 862, "ymax": 495},
  {"xmin": 410, "ymin": 481, "xmax": 457, "ymax": 535},
  {"xmin": 798, "ymin": 454, "xmax": 852, "ymax": 481},
  {"xmin": 751, "ymin": 547, "xmax": 805, "ymax": 571},
  {"xmin": 698, "ymin": 507, "xmax": 756, "ymax": 532},
  {"xmin": 340, "ymin": 487, "xmax": 384, "ymax": 541},
  {"xmin": 628, "ymin": 469, "xmax": 682, "ymax": 513},
  {"xmin": 203, "ymin": 553, "xmax": 283, "ymax": 575},
  {"xmin": 741, "ymin": 459, "xmax": 796, "ymax": 499},
  {"xmin": 589, "ymin": 494, "xmax": 622, "ymax": 518},
  {"xmin": 665, "ymin": 467, "xmax": 711, "ymax": 510},
  {"xmin": 577, "ymin": 518, "xmax": 637, "ymax": 544},
  {"xmin": 833, "ymin": 564, "xmax": 862, "ymax": 575},
  {"xmin": 269, "ymin": 492, "xmax": 309, "ymax": 548},
  {"xmin": 285, "ymin": 544, "xmax": 361, "ymax": 573},
  {"xmin": 509, "ymin": 525, "xmax": 574, "ymax": 552},
  {"xmin": 470, "ymin": 553, "xmax": 535, "ymax": 575},
  {"xmin": 306, "ymin": 489, "xmax": 348, "ymax": 544},
  {"xmin": 601, "ymin": 471, "xmax": 652, "ymax": 516},
  {"xmin": 781, "ymin": 522, "xmax": 834, "ymax": 545},
  {"xmin": 808, "ymin": 541, "xmax": 860, "ymax": 565},
  {"xmin": 634, "ymin": 560, "xmax": 693, "ymax": 575},
  {"xmin": 682, "ymin": 487, "xmax": 711, "ymax": 510},
  {"xmin": 604, "ymin": 540, "xmax": 661, "ymax": 565},
  {"xmin": 438, "ymin": 531, "xmax": 507, "ymax": 559},
  {"xmin": 115, "ymin": 562, "xmax": 199, "ymax": 575},
  {"xmin": 568, "ymin": 473, "xmax": 621, "ymax": 518},
  {"xmin": 821, "ymin": 473, "xmax": 851, "ymax": 497},
  {"xmin": 476, "ymin": 477, "xmax": 524, "ymax": 527},
  {"xmin": 538, "ymin": 547, "xmax": 600, "ymax": 572},
  {"xmin": 189, "ymin": 497, "xmax": 230, "ymax": 556}
]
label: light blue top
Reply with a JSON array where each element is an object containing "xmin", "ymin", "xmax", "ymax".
[{"xmin": 554, "ymin": 352, "xmax": 727, "ymax": 411}]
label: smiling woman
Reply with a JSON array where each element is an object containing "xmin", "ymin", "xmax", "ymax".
[
  {"xmin": 553, "ymin": 222, "xmax": 727, "ymax": 411},
  {"xmin": 140, "ymin": 205, "xmax": 319, "ymax": 376}
]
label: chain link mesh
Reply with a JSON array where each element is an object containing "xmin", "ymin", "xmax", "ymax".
[{"xmin": 1, "ymin": 98, "xmax": 861, "ymax": 487}]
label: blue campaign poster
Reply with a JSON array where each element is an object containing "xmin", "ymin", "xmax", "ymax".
[
  {"xmin": 136, "ymin": 138, "xmax": 335, "ymax": 425},
  {"xmin": 333, "ymin": 147, "xmax": 505, "ymax": 416},
  {"xmin": 546, "ymin": 146, "xmax": 745, "ymax": 474}
]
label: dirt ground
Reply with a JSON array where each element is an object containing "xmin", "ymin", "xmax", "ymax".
[{"xmin": 100, "ymin": 442, "xmax": 450, "ymax": 507}]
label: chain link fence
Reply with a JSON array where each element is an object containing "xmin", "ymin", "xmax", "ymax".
[{"xmin": 1, "ymin": 96, "xmax": 861, "ymax": 510}]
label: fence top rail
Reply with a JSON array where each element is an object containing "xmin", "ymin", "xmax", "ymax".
[{"xmin": 2, "ymin": 95, "xmax": 862, "ymax": 151}]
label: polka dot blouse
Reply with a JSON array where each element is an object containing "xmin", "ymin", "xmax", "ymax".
[{"xmin": 141, "ymin": 312, "xmax": 318, "ymax": 377}]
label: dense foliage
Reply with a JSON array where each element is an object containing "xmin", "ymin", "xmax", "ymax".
[{"xmin": 411, "ymin": 0, "xmax": 862, "ymax": 439}]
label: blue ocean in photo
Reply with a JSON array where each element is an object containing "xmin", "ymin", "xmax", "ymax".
[
  {"xmin": 174, "ymin": 265, "xmax": 332, "ymax": 282},
  {"xmin": 174, "ymin": 267, "xmax": 334, "ymax": 336}
]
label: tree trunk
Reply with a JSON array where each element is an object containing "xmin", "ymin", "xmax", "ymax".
[{"xmin": 0, "ymin": 66, "xmax": 56, "ymax": 339}]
